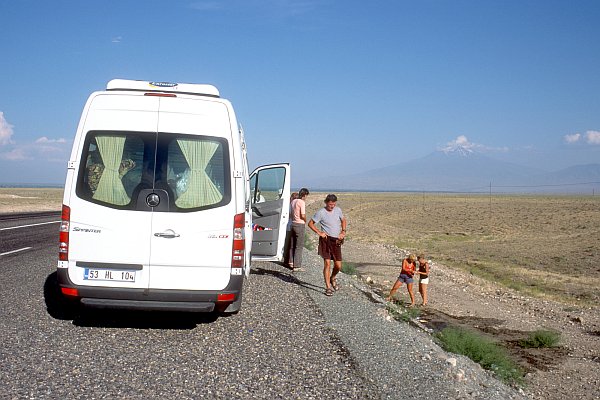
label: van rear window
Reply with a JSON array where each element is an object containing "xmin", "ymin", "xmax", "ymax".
[{"xmin": 76, "ymin": 131, "xmax": 230, "ymax": 211}]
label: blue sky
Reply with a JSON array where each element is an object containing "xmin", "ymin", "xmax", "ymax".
[{"xmin": 1, "ymin": 0, "xmax": 599, "ymax": 185}]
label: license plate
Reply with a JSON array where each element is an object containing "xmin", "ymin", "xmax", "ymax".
[{"xmin": 84, "ymin": 268, "xmax": 136, "ymax": 282}]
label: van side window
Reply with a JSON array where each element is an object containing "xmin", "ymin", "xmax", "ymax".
[
  {"xmin": 251, "ymin": 167, "xmax": 286, "ymax": 203},
  {"xmin": 78, "ymin": 132, "xmax": 145, "ymax": 207},
  {"xmin": 249, "ymin": 173, "xmax": 258, "ymax": 202},
  {"xmin": 166, "ymin": 137, "xmax": 227, "ymax": 209}
]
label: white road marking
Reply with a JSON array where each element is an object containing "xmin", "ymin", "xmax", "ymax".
[
  {"xmin": 0, "ymin": 221, "xmax": 60, "ymax": 231},
  {"xmin": 0, "ymin": 247, "xmax": 33, "ymax": 256}
]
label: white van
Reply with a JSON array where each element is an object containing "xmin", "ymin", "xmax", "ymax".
[{"xmin": 56, "ymin": 79, "xmax": 290, "ymax": 315}]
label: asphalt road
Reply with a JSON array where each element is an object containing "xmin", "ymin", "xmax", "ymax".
[
  {"xmin": 0, "ymin": 213, "xmax": 375, "ymax": 399},
  {"xmin": 0, "ymin": 211, "xmax": 60, "ymax": 256}
]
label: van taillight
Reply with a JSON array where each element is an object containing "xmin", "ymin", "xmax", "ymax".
[
  {"xmin": 61, "ymin": 287, "xmax": 79, "ymax": 297},
  {"xmin": 217, "ymin": 293, "xmax": 235, "ymax": 302},
  {"xmin": 59, "ymin": 204, "xmax": 70, "ymax": 261},
  {"xmin": 231, "ymin": 213, "xmax": 245, "ymax": 268}
]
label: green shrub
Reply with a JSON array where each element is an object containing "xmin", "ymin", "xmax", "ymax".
[
  {"xmin": 435, "ymin": 327, "xmax": 523, "ymax": 384},
  {"xmin": 341, "ymin": 261, "xmax": 357, "ymax": 275},
  {"xmin": 386, "ymin": 303, "xmax": 421, "ymax": 322},
  {"xmin": 519, "ymin": 329, "xmax": 561, "ymax": 348},
  {"xmin": 401, "ymin": 306, "xmax": 421, "ymax": 321},
  {"xmin": 304, "ymin": 235, "xmax": 315, "ymax": 251}
]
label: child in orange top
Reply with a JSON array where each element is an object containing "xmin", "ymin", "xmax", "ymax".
[{"xmin": 386, "ymin": 254, "xmax": 417, "ymax": 306}]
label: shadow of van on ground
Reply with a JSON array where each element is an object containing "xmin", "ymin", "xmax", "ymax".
[
  {"xmin": 251, "ymin": 265, "xmax": 324, "ymax": 295},
  {"xmin": 43, "ymin": 272, "xmax": 218, "ymax": 329}
]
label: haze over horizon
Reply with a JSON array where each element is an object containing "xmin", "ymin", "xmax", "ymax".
[
  {"xmin": 1, "ymin": 1, "xmax": 599, "ymax": 187},
  {"xmin": 304, "ymin": 141, "xmax": 600, "ymax": 193}
]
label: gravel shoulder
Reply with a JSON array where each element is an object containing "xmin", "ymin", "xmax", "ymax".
[{"xmin": 293, "ymin": 249, "xmax": 527, "ymax": 399}]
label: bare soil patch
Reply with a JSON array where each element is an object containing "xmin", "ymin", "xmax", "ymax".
[{"xmin": 305, "ymin": 192, "xmax": 600, "ymax": 399}]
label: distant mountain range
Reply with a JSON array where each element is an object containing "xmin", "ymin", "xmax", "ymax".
[{"xmin": 306, "ymin": 147, "xmax": 600, "ymax": 193}]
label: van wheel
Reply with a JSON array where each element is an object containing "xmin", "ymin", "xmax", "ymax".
[
  {"xmin": 44, "ymin": 272, "xmax": 81, "ymax": 320},
  {"xmin": 221, "ymin": 292, "xmax": 243, "ymax": 315}
]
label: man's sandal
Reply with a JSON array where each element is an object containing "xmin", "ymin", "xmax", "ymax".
[
  {"xmin": 330, "ymin": 277, "xmax": 339, "ymax": 291},
  {"xmin": 325, "ymin": 287, "xmax": 334, "ymax": 296}
]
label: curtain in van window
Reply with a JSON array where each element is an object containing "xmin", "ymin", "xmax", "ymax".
[
  {"xmin": 92, "ymin": 135, "xmax": 130, "ymax": 205},
  {"xmin": 175, "ymin": 139, "xmax": 223, "ymax": 208}
]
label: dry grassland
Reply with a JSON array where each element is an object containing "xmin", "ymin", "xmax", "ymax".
[
  {"xmin": 0, "ymin": 188, "xmax": 63, "ymax": 214},
  {"xmin": 307, "ymin": 192, "xmax": 600, "ymax": 307}
]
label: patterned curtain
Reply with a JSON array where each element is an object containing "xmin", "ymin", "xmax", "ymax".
[
  {"xmin": 93, "ymin": 136, "xmax": 130, "ymax": 205},
  {"xmin": 175, "ymin": 139, "xmax": 223, "ymax": 208}
]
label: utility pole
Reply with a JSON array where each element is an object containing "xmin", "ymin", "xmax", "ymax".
[
  {"xmin": 489, "ymin": 182, "xmax": 492, "ymax": 210},
  {"xmin": 489, "ymin": 182, "xmax": 492, "ymax": 230}
]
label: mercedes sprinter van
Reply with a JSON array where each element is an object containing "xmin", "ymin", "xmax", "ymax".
[{"xmin": 56, "ymin": 79, "xmax": 290, "ymax": 315}]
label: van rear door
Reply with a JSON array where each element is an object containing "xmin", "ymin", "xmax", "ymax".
[
  {"xmin": 249, "ymin": 164, "xmax": 291, "ymax": 262},
  {"xmin": 148, "ymin": 96, "xmax": 236, "ymax": 290},
  {"xmin": 66, "ymin": 95, "xmax": 159, "ymax": 290}
]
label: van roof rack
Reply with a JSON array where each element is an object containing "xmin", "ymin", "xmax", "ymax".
[{"xmin": 106, "ymin": 79, "xmax": 220, "ymax": 97}]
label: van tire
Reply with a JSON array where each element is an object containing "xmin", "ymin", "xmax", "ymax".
[{"xmin": 44, "ymin": 272, "xmax": 81, "ymax": 320}]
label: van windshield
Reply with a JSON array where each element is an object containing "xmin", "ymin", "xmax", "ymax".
[{"xmin": 76, "ymin": 131, "xmax": 230, "ymax": 211}]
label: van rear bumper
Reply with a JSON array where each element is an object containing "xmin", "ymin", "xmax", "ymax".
[
  {"xmin": 56, "ymin": 268, "xmax": 243, "ymax": 313},
  {"xmin": 80, "ymin": 298, "xmax": 216, "ymax": 312}
]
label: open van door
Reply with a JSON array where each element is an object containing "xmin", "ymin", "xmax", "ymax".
[{"xmin": 249, "ymin": 163, "xmax": 290, "ymax": 262}]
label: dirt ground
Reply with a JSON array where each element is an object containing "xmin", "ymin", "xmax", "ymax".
[
  {"xmin": 332, "ymin": 192, "xmax": 600, "ymax": 307},
  {"xmin": 335, "ymin": 241, "xmax": 599, "ymax": 399},
  {"xmin": 304, "ymin": 193, "xmax": 599, "ymax": 400}
]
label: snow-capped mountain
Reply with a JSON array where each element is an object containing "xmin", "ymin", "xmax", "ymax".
[{"xmin": 306, "ymin": 147, "xmax": 599, "ymax": 193}]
